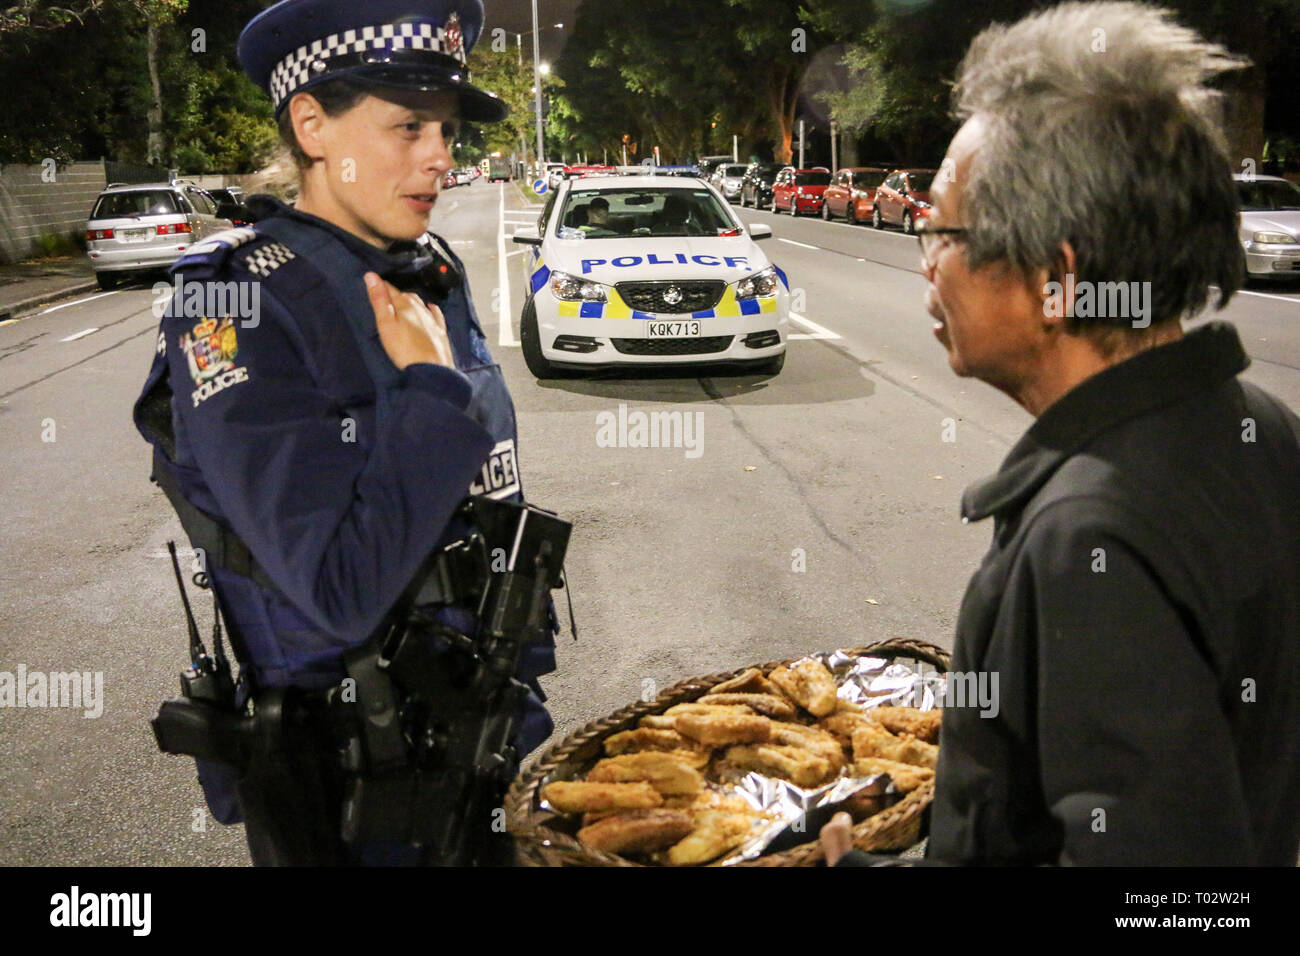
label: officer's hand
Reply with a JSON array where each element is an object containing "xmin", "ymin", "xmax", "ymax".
[
  {"xmin": 366, "ymin": 272, "xmax": 454, "ymax": 370},
  {"xmin": 820, "ymin": 811, "xmax": 854, "ymax": 866}
]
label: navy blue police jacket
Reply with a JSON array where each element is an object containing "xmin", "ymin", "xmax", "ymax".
[{"xmin": 134, "ymin": 196, "xmax": 555, "ymax": 821}]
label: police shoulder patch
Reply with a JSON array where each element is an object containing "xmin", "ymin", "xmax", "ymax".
[
  {"xmin": 171, "ymin": 227, "xmax": 260, "ymax": 277},
  {"xmin": 183, "ymin": 226, "xmax": 259, "ymax": 258},
  {"xmin": 239, "ymin": 241, "xmax": 297, "ymax": 278}
]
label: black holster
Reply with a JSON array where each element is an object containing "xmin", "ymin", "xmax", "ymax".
[{"xmin": 153, "ymin": 688, "xmax": 347, "ymax": 865}]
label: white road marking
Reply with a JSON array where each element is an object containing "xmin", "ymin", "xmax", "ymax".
[
  {"xmin": 497, "ymin": 186, "xmax": 519, "ymax": 348},
  {"xmin": 1237, "ymin": 289, "xmax": 1300, "ymax": 304},
  {"xmin": 820, "ymin": 218, "xmax": 918, "ymax": 240},
  {"xmin": 788, "ymin": 312, "xmax": 841, "ymax": 340},
  {"xmin": 776, "ymin": 237, "xmax": 819, "ymax": 250},
  {"xmin": 39, "ymin": 290, "xmax": 120, "ymax": 315},
  {"xmin": 59, "ymin": 327, "xmax": 100, "ymax": 342}
]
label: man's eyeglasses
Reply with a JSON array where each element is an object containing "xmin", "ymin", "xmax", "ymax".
[{"xmin": 916, "ymin": 225, "xmax": 969, "ymax": 270}]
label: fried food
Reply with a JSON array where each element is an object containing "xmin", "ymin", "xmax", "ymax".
[
  {"xmin": 870, "ymin": 705, "xmax": 942, "ymax": 744},
  {"xmin": 852, "ymin": 757, "xmax": 935, "ymax": 793},
  {"xmin": 664, "ymin": 702, "xmax": 755, "ymax": 717},
  {"xmin": 604, "ymin": 727, "xmax": 703, "ymax": 756},
  {"xmin": 768, "ymin": 721, "xmax": 847, "ymax": 774},
  {"xmin": 709, "ymin": 667, "xmax": 784, "ymax": 697},
  {"xmin": 820, "ymin": 710, "xmax": 884, "ymax": 742},
  {"xmin": 541, "ymin": 780, "xmax": 664, "ymax": 814},
  {"xmin": 698, "ymin": 693, "xmax": 797, "ymax": 719},
  {"xmin": 587, "ymin": 752, "xmax": 705, "ymax": 795},
  {"xmin": 638, "ymin": 714, "xmax": 679, "ymax": 730},
  {"xmin": 851, "ymin": 725, "xmax": 938, "ymax": 768},
  {"xmin": 667, "ymin": 810, "xmax": 758, "ymax": 866},
  {"xmin": 768, "ymin": 660, "xmax": 840, "ymax": 717},
  {"xmin": 727, "ymin": 744, "xmax": 836, "ymax": 788},
  {"xmin": 578, "ymin": 809, "xmax": 696, "ymax": 855},
  {"xmin": 675, "ymin": 711, "xmax": 772, "ymax": 747}
]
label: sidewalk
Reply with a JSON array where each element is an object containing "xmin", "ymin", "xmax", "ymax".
[{"xmin": 0, "ymin": 255, "xmax": 98, "ymax": 321}]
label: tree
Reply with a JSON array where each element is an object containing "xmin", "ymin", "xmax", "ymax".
[
  {"xmin": 467, "ymin": 42, "xmax": 560, "ymax": 167},
  {"xmin": 726, "ymin": 0, "xmax": 833, "ymax": 164},
  {"xmin": 552, "ymin": 0, "xmax": 777, "ymax": 165}
]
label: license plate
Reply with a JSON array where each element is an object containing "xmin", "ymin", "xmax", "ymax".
[
  {"xmin": 120, "ymin": 228, "xmax": 149, "ymax": 241},
  {"xmin": 647, "ymin": 320, "xmax": 701, "ymax": 338}
]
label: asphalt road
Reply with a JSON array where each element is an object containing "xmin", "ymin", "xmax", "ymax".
[{"xmin": 1, "ymin": 178, "xmax": 1297, "ymax": 865}]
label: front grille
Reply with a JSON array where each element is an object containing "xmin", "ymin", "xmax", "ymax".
[
  {"xmin": 615, "ymin": 280, "xmax": 726, "ymax": 314},
  {"xmin": 612, "ymin": 336, "xmax": 734, "ymax": 356}
]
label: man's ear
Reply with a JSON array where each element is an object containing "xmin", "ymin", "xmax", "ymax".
[
  {"xmin": 1039, "ymin": 240, "xmax": 1078, "ymax": 330},
  {"xmin": 289, "ymin": 93, "xmax": 327, "ymax": 163}
]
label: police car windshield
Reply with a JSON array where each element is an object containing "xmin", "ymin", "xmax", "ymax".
[
  {"xmin": 558, "ymin": 188, "xmax": 736, "ymax": 239},
  {"xmin": 91, "ymin": 190, "xmax": 180, "ymax": 219}
]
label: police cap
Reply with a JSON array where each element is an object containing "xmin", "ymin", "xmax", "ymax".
[{"xmin": 238, "ymin": 0, "xmax": 507, "ymax": 122}]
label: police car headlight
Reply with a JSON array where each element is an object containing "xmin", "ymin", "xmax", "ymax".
[
  {"xmin": 550, "ymin": 271, "xmax": 608, "ymax": 301},
  {"xmin": 736, "ymin": 266, "xmax": 779, "ymax": 299}
]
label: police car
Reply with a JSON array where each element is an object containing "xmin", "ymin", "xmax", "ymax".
[{"xmin": 512, "ymin": 176, "xmax": 789, "ymax": 377}]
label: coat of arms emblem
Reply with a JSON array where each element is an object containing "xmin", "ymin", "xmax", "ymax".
[
  {"xmin": 444, "ymin": 12, "xmax": 465, "ymax": 63},
  {"xmin": 181, "ymin": 317, "xmax": 238, "ymax": 385}
]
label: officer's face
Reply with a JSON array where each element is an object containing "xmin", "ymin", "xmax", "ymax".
[{"xmin": 297, "ymin": 89, "xmax": 459, "ymax": 247}]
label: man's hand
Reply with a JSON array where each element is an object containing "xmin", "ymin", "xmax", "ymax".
[
  {"xmin": 366, "ymin": 272, "xmax": 454, "ymax": 370},
  {"xmin": 820, "ymin": 811, "xmax": 854, "ymax": 866}
]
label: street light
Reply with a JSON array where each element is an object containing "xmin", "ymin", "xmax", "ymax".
[
  {"xmin": 528, "ymin": 1, "xmax": 553, "ymax": 171},
  {"xmin": 514, "ymin": 21, "xmax": 563, "ymax": 67}
]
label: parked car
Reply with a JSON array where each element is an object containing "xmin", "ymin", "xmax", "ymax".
[
  {"xmin": 1235, "ymin": 174, "xmax": 1300, "ymax": 280},
  {"xmin": 454, "ymin": 168, "xmax": 473, "ymax": 186},
  {"xmin": 770, "ymin": 167, "xmax": 831, "ymax": 216},
  {"xmin": 443, "ymin": 171, "xmax": 458, "ymax": 189},
  {"xmin": 84, "ymin": 180, "xmax": 233, "ymax": 289},
  {"xmin": 208, "ymin": 188, "xmax": 253, "ymax": 227},
  {"xmin": 546, "ymin": 162, "xmax": 567, "ymax": 190},
  {"xmin": 872, "ymin": 168, "xmax": 938, "ymax": 233},
  {"xmin": 696, "ymin": 155, "xmax": 734, "ymax": 181},
  {"xmin": 713, "ymin": 164, "xmax": 749, "ymax": 203},
  {"xmin": 739, "ymin": 162, "xmax": 785, "ymax": 209},
  {"xmin": 822, "ymin": 167, "xmax": 890, "ymax": 224}
]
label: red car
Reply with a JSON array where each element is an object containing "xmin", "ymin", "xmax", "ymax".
[
  {"xmin": 872, "ymin": 168, "xmax": 938, "ymax": 234},
  {"xmin": 821, "ymin": 167, "xmax": 890, "ymax": 225},
  {"xmin": 442, "ymin": 171, "xmax": 457, "ymax": 189},
  {"xmin": 770, "ymin": 167, "xmax": 831, "ymax": 216}
]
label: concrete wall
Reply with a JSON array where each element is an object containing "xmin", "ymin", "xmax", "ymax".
[{"xmin": 0, "ymin": 162, "xmax": 106, "ymax": 264}]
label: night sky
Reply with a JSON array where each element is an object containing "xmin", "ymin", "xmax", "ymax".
[{"xmin": 480, "ymin": 0, "xmax": 581, "ymax": 64}]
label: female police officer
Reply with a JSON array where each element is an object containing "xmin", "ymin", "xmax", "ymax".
[{"xmin": 134, "ymin": 0, "xmax": 556, "ymax": 865}]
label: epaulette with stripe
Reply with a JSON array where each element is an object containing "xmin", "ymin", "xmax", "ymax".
[{"xmin": 169, "ymin": 227, "xmax": 261, "ymax": 278}]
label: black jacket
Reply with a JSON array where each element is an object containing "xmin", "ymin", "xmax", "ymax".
[{"xmin": 924, "ymin": 322, "xmax": 1300, "ymax": 865}]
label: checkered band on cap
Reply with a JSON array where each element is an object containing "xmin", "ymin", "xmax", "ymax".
[{"xmin": 268, "ymin": 21, "xmax": 467, "ymax": 110}]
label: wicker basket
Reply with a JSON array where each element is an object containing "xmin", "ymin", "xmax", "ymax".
[{"xmin": 506, "ymin": 637, "xmax": 951, "ymax": 867}]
